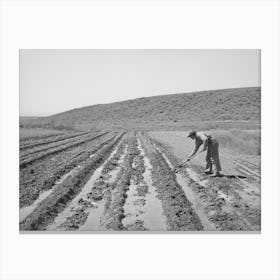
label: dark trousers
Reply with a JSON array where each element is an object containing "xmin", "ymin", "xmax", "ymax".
[{"xmin": 206, "ymin": 138, "xmax": 222, "ymax": 172}]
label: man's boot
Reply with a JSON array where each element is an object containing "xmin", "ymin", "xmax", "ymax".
[{"xmin": 211, "ymin": 171, "xmax": 223, "ymax": 177}]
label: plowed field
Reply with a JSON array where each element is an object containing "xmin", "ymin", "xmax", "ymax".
[{"xmin": 19, "ymin": 130, "xmax": 261, "ymax": 231}]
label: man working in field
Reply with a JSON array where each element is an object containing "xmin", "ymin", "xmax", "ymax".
[{"xmin": 175, "ymin": 131, "xmax": 222, "ymax": 177}]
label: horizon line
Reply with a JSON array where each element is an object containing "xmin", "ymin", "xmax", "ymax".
[{"xmin": 20, "ymin": 85, "xmax": 261, "ymax": 118}]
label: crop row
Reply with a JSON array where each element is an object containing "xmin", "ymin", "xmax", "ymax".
[
  {"xmin": 20, "ymin": 133, "xmax": 124, "ymax": 230},
  {"xmin": 58, "ymin": 136, "xmax": 129, "ymax": 230},
  {"xmin": 20, "ymin": 131, "xmax": 91, "ymax": 150},
  {"xmin": 20, "ymin": 131, "xmax": 110, "ymax": 167},
  {"xmin": 20, "ymin": 131, "xmax": 63, "ymax": 143},
  {"xmin": 20, "ymin": 132, "xmax": 95, "ymax": 159},
  {"xmin": 139, "ymin": 134, "xmax": 203, "ymax": 231},
  {"xmin": 20, "ymin": 132, "xmax": 117, "ymax": 208},
  {"xmin": 150, "ymin": 136, "xmax": 259, "ymax": 231},
  {"xmin": 102, "ymin": 133, "xmax": 137, "ymax": 230}
]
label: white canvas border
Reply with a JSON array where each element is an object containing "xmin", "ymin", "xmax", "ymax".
[{"xmin": 1, "ymin": 1, "xmax": 280, "ymax": 280}]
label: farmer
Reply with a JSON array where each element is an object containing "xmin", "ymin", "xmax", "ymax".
[{"xmin": 176, "ymin": 131, "xmax": 222, "ymax": 177}]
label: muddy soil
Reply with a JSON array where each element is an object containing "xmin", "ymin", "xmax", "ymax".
[
  {"xmin": 20, "ymin": 133, "xmax": 124, "ymax": 230},
  {"xmin": 149, "ymin": 131, "xmax": 261, "ymax": 177},
  {"xmin": 139, "ymin": 133, "xmax": 203, "ymax": 231},
  {"xmin": 20, "ymin": 131, "xmax": 110, "ymax": 167},
  {"xmin": 20, "ymin": 131, "xmax": 91, "ymax": 150},
  {"xmin": 20, "ymin": 130, "xmax": 260, "ymax": 232},
  {"xmin": 48, "ymin": 137, "xmax": 128, "ymax": 231},
  {"xmin": 52, "ymin": 133, "xmax": 169, "ymax": 231},
  {"xmin": 149, "ymin": 133, "xmax": 261, "ymax": 231},
  {"xmin": 101, "ymin": 134, "xmax": 137, "ymax": 230},
  {"xmin": 19, "ymin": 132, "xmax": 116, "ymax": 208},
  {"xmin": 122, "ymin": 137, "xmax": 167, "ymax": 231}
]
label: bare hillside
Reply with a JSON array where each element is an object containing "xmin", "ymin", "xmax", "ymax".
[{"xmin": 22, "ymin": 87, "xmax": 260, "ymax": 130}]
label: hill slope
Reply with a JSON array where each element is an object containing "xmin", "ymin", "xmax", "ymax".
[{"xmin": 24, "ymin": 87, "xmax": 261, "ymax": 130}]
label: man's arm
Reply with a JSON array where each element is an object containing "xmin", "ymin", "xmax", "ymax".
[
  {"xmin": 188, "ymin": 140, "xmax": 201, "ymax": 160},
  {"xmin": 177, "ymin": 141, "xmax": 201, "ymax": 167}
]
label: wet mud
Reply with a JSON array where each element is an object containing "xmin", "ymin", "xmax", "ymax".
[
  {"xmin": 149, "ymin": 136, "xmax": 261, "ymax": 231},
  {"xmin": 20, "ymin": 133, "xmax": 124, "ymax": 231}
]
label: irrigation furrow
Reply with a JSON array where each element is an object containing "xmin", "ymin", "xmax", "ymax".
[
  {"xmin": 101, "ymin": 135, "xmax": 137, "ymax": 230},
  {"xmin": 19, "ymin": 129, "xmax": 261, "ymax": 232},
  {"xmin": 139, "ymin": 134, "xmax": 203, "ymax": 231},
  {"xmin": 20, "ymin": 132, "xmax": 110, "ymax": 167},
  {"xmin": 234, "ymin": 162, "xmax": 261, "ymax": 179},
  {"xmin": 149, "ymin": 136, "xmax": 259, "ymax": 231},
  {"xmin": 21, "ymin": 136, "xmax": 87, "ymax": 159},
  {"xmin": 20, "ymin": 132, "xmax": 63, "ymax": 143},
  {"xmin": 122, "ymin": 138, "xmax": 167, "ymax": 231},
  {"xmin": 20, "ymin": 131, "xmax": 91, "ymax": 150},
  {"xmin": 47, "ymin": 139, "xmax": 127, "ymax": 231},
  {"xmin": 19, "ymin": 133, "xmax": 124, "ymax": 231},
  {"xmin": 235, "ymin": 159, "xmax": 260, "ymax": 171},
  {"xmin": 149, "ymin": 139, "xmax": 215, "ymax": 231},
  {"xmin": 79, "ymin": 144, "xmax": 128, "ymax": 231},
  {"xmin": 19, "ymin": 165, "xmax": 82, "ymax": 223},
  {"xmin": 20, "ymin": 132, "xmax": 94, "ymax": 158},
  {"xmin": 19, "ymin": 133, "xmax": 117, "ymax": 208}
]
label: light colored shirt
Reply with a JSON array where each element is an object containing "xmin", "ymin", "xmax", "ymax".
[{"xmin": 189, "ymin": 131, "xmax": 210, "ymax": 158}]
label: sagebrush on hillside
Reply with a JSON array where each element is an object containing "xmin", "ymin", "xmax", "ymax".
[{"xmin": 21, "ymin": 87, "xmax": 260, "ymax": 130}]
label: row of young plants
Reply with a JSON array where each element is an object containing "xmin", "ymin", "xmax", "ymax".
[
  {"xmin": 20, "ymin": 132, "xmax": 117, "ymax": 208},
  {"xmin": 20, "ymin": 131, "xmax": 110, "ymax": 167},
  {"xmin": 149, "ymin": 136, "xmax": 256, "ymax": 231},
  {"xmin": 20, "ymin": 133, "xmax": 124, "ymax": 231},
  {"xmin": 20, "ymin": 131, "xmax": 91, "ymax": 150},
  {"xmin": 58, "ymin": 136, "xmax": 129, "ymax": 230},
  {"xmin": 139, "ymin": 134, "xmax": 203, "ymax": 231}
]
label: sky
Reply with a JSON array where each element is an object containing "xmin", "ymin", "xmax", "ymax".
[{"xmin": 20, "ymin": 49, "xmax": 260, "ymax": 116}]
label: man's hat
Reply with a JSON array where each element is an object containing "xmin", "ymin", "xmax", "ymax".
[{"xmin": 188, "ymin": 130, "xmax": 196, "ymax": 138}]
